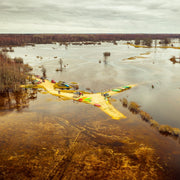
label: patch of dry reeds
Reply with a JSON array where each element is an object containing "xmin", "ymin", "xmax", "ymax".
[
  {"xmin": 128, "ymin": 102, "xmax": 140, "ymax": 113},
  {"xmin": 139, "ymin": 110, "xmax": 152, "ymax": 122},
  {"xmin": 120, "ymin": 98, "xmax": 180, "ymax": 139}
]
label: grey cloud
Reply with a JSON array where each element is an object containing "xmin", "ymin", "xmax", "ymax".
[{"xmin": 0, "ymin": 0, "xmax": 180, "ymax": 33}]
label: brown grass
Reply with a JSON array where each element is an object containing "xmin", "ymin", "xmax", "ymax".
[
  {"xmin": 134, "ymin": 146, "xmax": 155, "ymax": 164},
  {"xmin": 62, "ymin": 144, "xmax": 161, "ymax": 180},
  {"xmin": 140, "ymin": 52, "xmax": 151, "ymax": 55},
  {"xmin": 124, "ymin": 55, "xmax": 147, "ymax": 61},
  {"xmin": 129, "ymin": 43, "xmax": 180, "ymax": 49}
]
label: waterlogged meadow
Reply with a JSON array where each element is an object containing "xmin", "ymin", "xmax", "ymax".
[{"xmin": 0, "ymin": 41, "xmax": 180, "ymax": 179}]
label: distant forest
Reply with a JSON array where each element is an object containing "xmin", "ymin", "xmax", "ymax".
[{"xmin": 0, "ymin": 34, "xmax": 180, "ymax": 46}]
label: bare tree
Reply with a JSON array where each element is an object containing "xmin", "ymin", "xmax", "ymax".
[
  {"xmin": 103, "ymin": 52, "xmax": 110, "ymax": 63},
  {"xmin": 59, "ymin": 58, "xmax": 63, "ymax": 71},
  {"xmin": 41, "ymin": 65, "xmax": 46, "ymax": 78}
]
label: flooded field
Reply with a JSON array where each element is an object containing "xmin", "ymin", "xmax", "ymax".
[{"xmin": 0, "ymin": 41, "xmax": 180, "ymax": 179}]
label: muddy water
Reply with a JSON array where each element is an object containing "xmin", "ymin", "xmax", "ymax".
[{"xmin": 0, "ymin": 41, "xmax": 180, "ymax": 179}]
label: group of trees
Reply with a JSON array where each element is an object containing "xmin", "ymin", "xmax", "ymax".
[
  {"xmin": 0, "ymin": 34, "xmax": 179, "ymax": 46},
  {"xmin": 134, "ymin": 37, "xmax": 172, "ymax": 47},
  {"xmin": 0, "ymin": 52, "xmax": 32, "ymax": 93},
  {"xmin": 135, "ymin": 38, "xmax": 153, "ymax": 47},
  {"xmin": 0, "ymin": 52, "xmax": 34, "ymax": 111},
  {"xmin": 159, "ymin": 38, "xmax": 171, "ymax": 46}
]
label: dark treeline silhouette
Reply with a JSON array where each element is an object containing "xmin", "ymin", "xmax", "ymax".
[{"xmin": 0, "ymin": 34, "xmax": 180, "ymax": 46}]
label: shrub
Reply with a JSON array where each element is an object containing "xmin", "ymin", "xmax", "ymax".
[
  {"xmin": 103, "ymin": 52, "xmax": 111, "ymax": 57},
  {"xmin": 170, "ymin": 56, "xmax": 176, "ymax": 63},
  {"xmin": 122, "ymin": 98, "xmax": 128, "ymax": 107},
  {"xmin": 149, "ymin": 119, "xmax": 160, "ymax": 129},
  {"xmin": 158, "ymin": 125, "xmax": 174, "ymax": 135},
  {"xmin": 128, "ymin": 102, "xmax": 140, "ymax": 113},
  {"xmin": 139, "ymin": 110, "xmax": 152, "ymax": 122},
  {"xmin": 172, "ymin": 128, "xmax": 180, "ymax": 137}
]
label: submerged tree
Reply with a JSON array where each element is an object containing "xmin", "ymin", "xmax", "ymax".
[
  {"xmin": 41, "ymin": 65, "xmax": 47, "ymax": 78},
  {"xmin": 0, "ymin": 51, "xmax": 34, "ymax": 111},
  {"xmin": 159, "ymin": 38, "xmax": 171, "ymax": 46},
  {"xmin": 103, "ymin": 52, "xmax": 111, "ymax": 63},
  {"xmin": 59, "ymin": 58, "xmax": 63, "ymax": 71},
  {"xmin": 142, "ymin": 38, "xmax": 152, "ymax": 47},
  {"xmin": 134, "ymin": 38, "xmax": 141, "ymax": 45}
]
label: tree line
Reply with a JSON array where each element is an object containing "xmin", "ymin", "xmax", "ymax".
[
  {"xmin": 0, "ymin": 52, "xmax": 32, "ymax": 93},
  {"xmin": 0, "ymin": 34, "xmax": 180, "ymax": 46}
]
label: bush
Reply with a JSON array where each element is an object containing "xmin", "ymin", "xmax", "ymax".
[
  {"xmin": 158, "ymin": 125, "xmax": 180, "ymax": 138},
  {"xmin": 122, "ymin": 98, "xmax": 128, "ymax": 107},
  {"xmin": 139, "ymin": 110, "xmax": 152, "ymax": 122},
  {"xmin": 170, "ymin": 56, "xmax": 179, "ymax": 64},
  {"xmin": 159, "ymin": 125, "xmax": 175, "ymax": 136},
  {"xmin": 103, "ymin": 52, "xmax": 111, "ymax": 57},
  {"xmin": 172, "ymin": 128, "xmax": 180, "ymax": 137},
  {"xmin": 149, "ymin": 119, "xmax": 160, "ymax": 129},
  {"xmin": 128, "ymin": 102, "xmax": 140, "ymax": 113}
]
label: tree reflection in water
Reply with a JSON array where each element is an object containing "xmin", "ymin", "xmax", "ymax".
[{"xmin": 0, "ymin": 88, "xmax": 37, "ymax": 111}]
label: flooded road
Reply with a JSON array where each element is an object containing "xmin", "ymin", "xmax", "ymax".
[{"xmin": 0, "ymin": 41, "xmax": 180, "ymax": 179}]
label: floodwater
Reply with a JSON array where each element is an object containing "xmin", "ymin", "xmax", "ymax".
[{"xmin": 0, "ymin": 41, "xmax": 180, "ymax": 179}]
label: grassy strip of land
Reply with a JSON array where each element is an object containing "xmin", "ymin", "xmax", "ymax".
[
  {"xmin": 128, "ymin": 43, "xmax": 180, "ymax": 49},
  {"xmin": 121, "ymin": 98, "xmax": 180, "ymax": 139}
]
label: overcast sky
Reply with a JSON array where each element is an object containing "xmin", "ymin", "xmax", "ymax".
[{"xmin": 0, "ymin": 0, "xmax": 180, "ymax": 33}]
